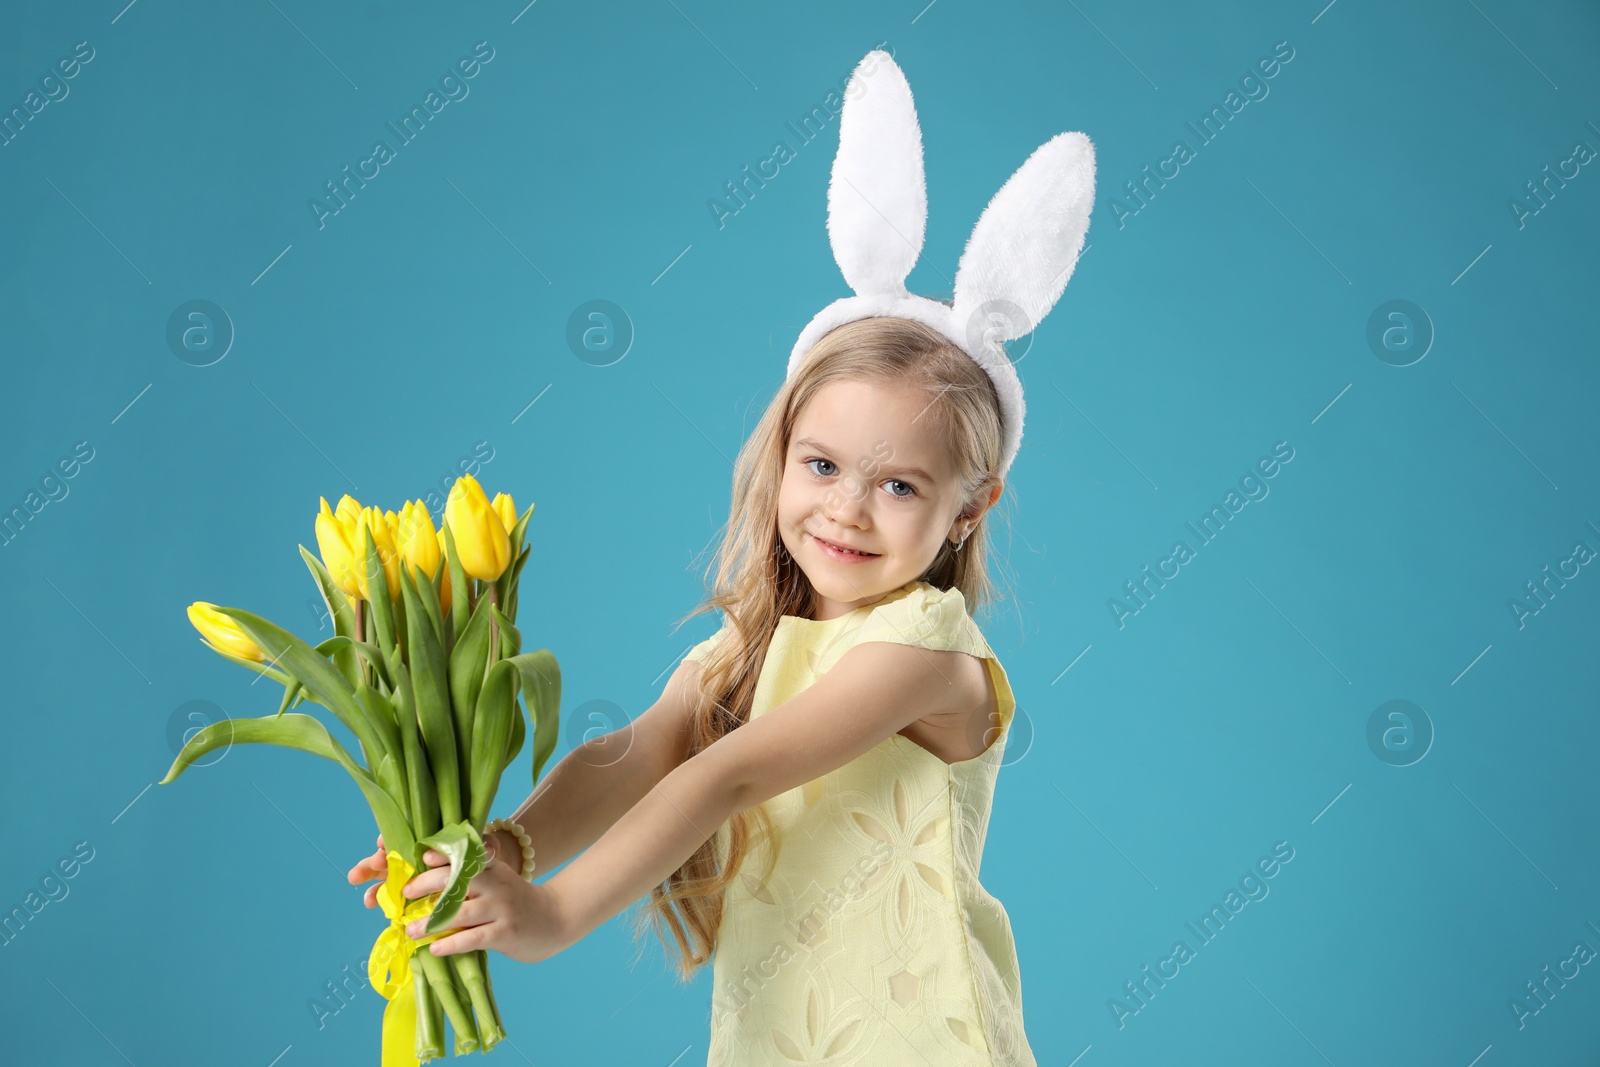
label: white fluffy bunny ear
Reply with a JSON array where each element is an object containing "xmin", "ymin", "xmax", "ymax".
[
  {"xmin": 951, "ymin": 131, "xmax": 1096, "ymax": 343},
  {"xmin": 826, "ymin": 50, "xmax": 927, "ymax": 297}
]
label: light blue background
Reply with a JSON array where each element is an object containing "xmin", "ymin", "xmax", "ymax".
[{"xmin": 2, "ymin": 0, "xmax": 1597, "ymax": 1064}]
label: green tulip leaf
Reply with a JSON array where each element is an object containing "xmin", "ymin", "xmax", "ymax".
[
  {"xmin": 440, "ymin": 523, "xmax": 470, "ymax": 641},
  {"xmin": 275, "ymin": 678, "xmax": 303, "ymax": 717},
  {"xmin": 317, "ymin": 635, "xmax": 391, "ymax": 689},
  {"xmin": 468, "ymin": 660, "xmax": 520, "ymax": 828},
  {"xmin": 299, "ymin": 545, "xmax": 360, "ymax": 685},
  {"xmin": 158, "ymin": 711, "xmax": 416, "ymax": 859},
  {"xmin": 401, "ymin": 566, "xmax": 463, "ymax": 826},
  {"xmin": 362, "ymin": 524, "xmax": 399, "ymax": 657},
  {"xmin": 503, "ymin": 691, "xmax": 526, "ymax": 773},
  {"xmin": 495, "ymin": 544, "xmax": 531, "ymax": 622},
  {"xmin": 506, "ymin": 649, "xmax": 561, "ymax": 784},
  {"xmin": 447, "ymin": 597, "xmax": 496, "ymax": 772},
  {"xmin": 490, "ymin": 605, "xmax": 520, "ymax": 659},
  {"xmin": 419, "ymin": 819, "xmax": 486, "ymax": 934},
  {"xmin": 354, "ymin": 683, "xmax": 402, "ymax": 770},
  {"xmin": 212, "ymin": 607, "xmax": 386, "ymax": 771}
]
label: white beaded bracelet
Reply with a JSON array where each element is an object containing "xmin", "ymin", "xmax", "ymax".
[{"xmin": 485, "ymin": 817, "xmax": 537, "ymax": 882}]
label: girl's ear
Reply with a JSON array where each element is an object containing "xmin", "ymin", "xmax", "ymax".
[
  {"xmin": 825, "ymin": 50, "xmax": 927, "ymax": 298},
  {"xmin": 951, "ymin": 131, "xmax": 1096, "ymax": 344}
]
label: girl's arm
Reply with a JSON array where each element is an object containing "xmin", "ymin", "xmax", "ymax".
[
  {"xmin": 489, "ymin": 658, "xmax": 706, "ymax": 874},
  {"xmin": 407, "ymin": 640, "xmax": 980, "ymax": 960},
  {"xmin": 539, "ymin": 640, "xmax": 978, "ymax": 950}
]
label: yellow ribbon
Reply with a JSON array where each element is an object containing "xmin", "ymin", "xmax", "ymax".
[{"xmin": 368, "ymin": 850, "xmax": 451, "ymax": 1067}]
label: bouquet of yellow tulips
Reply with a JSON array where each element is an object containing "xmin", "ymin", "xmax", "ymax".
[{"xmin": 162, "ymin": 474, "xmax": 560, "ymax": 1063}]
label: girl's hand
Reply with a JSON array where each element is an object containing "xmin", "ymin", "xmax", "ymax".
[
  {"xmin": 347, "ymin": 833, "xmax": 388, "ymax": 909},
  {"xmin": 400, "ymin": 839, "xmax": 573, "ymax": 964},
  {"xmin": 346, "ymin": 831, "xmax": 523, "ymax": 911}
]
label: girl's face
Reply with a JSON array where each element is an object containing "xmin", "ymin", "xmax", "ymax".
[{"xmin": 776, "ymin": 378, "xmax": 992, "ymax": 621}]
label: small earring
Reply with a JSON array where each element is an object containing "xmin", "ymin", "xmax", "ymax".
[{"xmin": 952, "ymin": 531, "xmax": 969, "ymax": 554}]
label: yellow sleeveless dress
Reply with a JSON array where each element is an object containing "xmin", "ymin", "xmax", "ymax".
[{"xmin": 682, "ymin": 578, "xmax": 1035, "ymax": 1067}]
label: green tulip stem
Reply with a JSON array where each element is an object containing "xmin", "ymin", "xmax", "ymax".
[
  {"xmin": 412, "ymin": 960, "xmax": 446, "ymax": 1059},
  {"xmin": 450, "ymin": 951, "xmax": 504, "ymax": 1050},
  {"xmin": 416, "ymin": 950, "xmax": 478, "ymax": 1052},
  {"xmin": 486, "ymin": 584, "xmax": 500, "ymax": 673},
  {"xmin": 354, "ymin": 599, "xmax": 369, "ymax": 686}
]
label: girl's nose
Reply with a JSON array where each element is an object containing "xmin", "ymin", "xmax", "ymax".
[{"xmin": 821, "ymin": 479, "xmax": 871, "ymax": 524}]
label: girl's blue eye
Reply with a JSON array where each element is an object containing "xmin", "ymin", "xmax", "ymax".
[{"xmin": 802, "ymin": 458, "xmax": 917, "ymax": 499}]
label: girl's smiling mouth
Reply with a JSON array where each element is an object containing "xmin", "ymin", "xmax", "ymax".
[{"xmin": 808, "ymin": 532, "xmax": 881, "ymax": 562}]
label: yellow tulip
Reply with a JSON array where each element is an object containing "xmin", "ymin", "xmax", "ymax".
[
  {"xmin": 315, "ymin": 496, "xmax": 363, "ymax": 599},
  {"xmin": 491, "ymin": 492, "xmax": 517, "ymax": 536},
  {"xmin": 187, "ymin": 601, "xmax": 265, "ymax": 662},
  {"xmin": 397, "ymin": 500, "xmax": 441, "ymax": 581},
  {"xmin": 444, "ymin": 474, "xmax": 512, "ymax": 581},
  {"xmin": 360, "ymin": 506, "xmax": 401, "ymax": 601},
  {"xmin": 334, "ymin": 494, "xmax": 363, "ymax": 527}
]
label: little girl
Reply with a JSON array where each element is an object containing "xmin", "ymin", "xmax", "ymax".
[{"xmin": 350, "ymin": 49, "xmax": 1093, "ymax": 1067}]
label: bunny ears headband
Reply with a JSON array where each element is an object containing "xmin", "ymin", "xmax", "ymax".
[{"xmin": 787, "ymin": 50, "xmax": 1097, "ymax": 480}]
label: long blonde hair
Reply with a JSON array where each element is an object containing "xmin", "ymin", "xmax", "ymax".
[{"xmin": 629, "ymin": 314, "xmax": 1016, "ymax": 980}]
